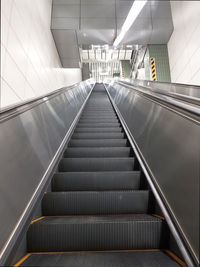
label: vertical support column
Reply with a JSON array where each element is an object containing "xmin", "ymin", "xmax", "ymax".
[
  {"xmin": 121, "ymin": 60, "xmax": 131, "ymax": 78},
  {"xmin": 82, "ymin": 63, "xmax": 90, "ymax": 80},
  {"xmin": 147, "ymin": 45, "xmax": 171, "ymax": 82}
]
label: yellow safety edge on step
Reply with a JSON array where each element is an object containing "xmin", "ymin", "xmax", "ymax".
[
  {"xmin": 165, "ymin": 250, "xmax": 186, "ymax": 267},
  {"xmin": 13, "ymin": 253, "xmax": 31, "ymax": 267},
  {"xmin": 30, "ymin": 216, "xmax": 45, "ymax": 224}
]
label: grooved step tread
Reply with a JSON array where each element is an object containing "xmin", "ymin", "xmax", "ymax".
[
  {"xmin": 75, "ymin": 127, "xmax": 122, "ymax": 133},
  {"xmin": 27, "ymin": 215, "xmax": 163, "ymax": 252},
  {"xmin": 15, "ymin": 250, "xmax": 181, "ymax": 267},
  {"xmin": 79, "ymin": 119, "xmax": 119, "ymax": 122},
  {"xmin": 42, "ymin": 190, "xmax": 149, "ymax": 215},
  {"xmin": 72, "ymin": 132, "xmax": 125, "ymax": 139},
  {"xmin": 81, "ymin": 116, "xmax": 118, "ymax": 119},
  {"xmin": 59, "ymin": 158, "xmax": 135, "ymax": 172},
  {"xmin": 64, "ymin": 147, "xmax": 131, "ymax": 158},
  {"xmin": 52, "ymin": 171, "xmax": 141, "ymax": 191},
  {"xmin": 77, "ymin": 123, "xmax": 120, "ymax": 128},
  {"xmin": 69, "ymin": 139, "xmax": 128, "ymax": 147}
]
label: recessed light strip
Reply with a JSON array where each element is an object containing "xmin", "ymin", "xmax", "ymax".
[{"xmin": 113, "ymin": 0, "xmax": 147, "ymax": 47}]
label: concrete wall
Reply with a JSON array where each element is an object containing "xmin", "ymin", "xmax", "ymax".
[
  {"xmin": 168, "ymin": 1, "xmax": 200, "ymax": 85},
  {"xmin": 1, "ymin": 0, "xmax": 82, "ymax": 109}
]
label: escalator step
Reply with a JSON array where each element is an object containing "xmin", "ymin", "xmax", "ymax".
[
  {"xmin": 64, "ymin": 147, "xmax": 131, "ymax": 158},
  {"xmin": 69, "ymin": 139, "xmax": 128, "ymax": 147},
  {"xmin": 59, "ymin": 158, "xmax": 135, "ymax": 172},
  {"xmin": 82, "ymin": 113, "xmax": 115, "ymax": 116},
  {"xmin": 82, "ymin": 111, "xmax": 115, "ymax": 114},
  {"xmin": 27, "ymin": 215, "xmax": 163, "ymax": 252},
  {"xmin": 77, "ymin": 123, "xmax": 120, "ymax": 128},
  {"xmin": 75, "ymin": 127, "xmax": 122, "ymax": 133},
  {"xmin": 16, "ymin": 250, "xmax": 181, "ymax": 267},
  {"xmin": 52, "ymin": 171, "xmax": 141, "ymax": 191},
  {"xmin": 42, "ymin": 191, "xmax": 149, "ymax": 215},
  {"xmin": 82, "ymin": 109, "xmax": 115, "ymax": 111},
  {"xmin": 79, "ymin": 119, "xmax": 119, "ymax": 123},
  {"xmin": 81, "ymin": 115, "xmax": 117, "ymax": 119},
  {"xmin": 72, "ymin": 132, "xmax": 124, "ymax": 139}
]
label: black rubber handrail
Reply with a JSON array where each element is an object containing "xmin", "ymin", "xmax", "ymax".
[
  {"xmin": 0, "ymin": 83, "xmax": 79, "ymax": 114},
  {"xmin": 0, "ymin": 80, "xmax": 94, "ymax": 122},
  {"xmin": 119, "ymin": 79, "xmax": 200, "ymax": 106},
  {"xmin": 117, "ymin": 81, "xmax": 200, "ymax": 118}
]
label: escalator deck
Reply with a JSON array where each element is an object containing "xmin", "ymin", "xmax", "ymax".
[{"xmin": 15, "ymin": 84, "xmax": 184, "ymax": 266}]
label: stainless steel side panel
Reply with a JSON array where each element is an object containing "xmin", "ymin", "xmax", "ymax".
[
  {"xmin": 0, "ymin": 81, "xmax": 93, "ymax": 256},
  {"xmin": 120, "ymin": 78, "xmax": 200, "ymax": 98},
  {"xmin": 106, "ymin": 82, "xmax": 200, "ymax": 263}
]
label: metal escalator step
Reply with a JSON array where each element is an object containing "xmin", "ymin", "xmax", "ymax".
[
  {"xmin": 42, "ymin": 191, "xmax": 149, "ymax": 216},
  {"xmin": 69, "ymin": 139, "xmax": 128, "ymax": 147},
  {"xmin": 80, "ymin": 119, "xmax": 118, "ymax": 122},
  {"xmin": 27, "ymin": 214, "xmax": 163, "ymax": 252},
  {"xmin": 82, "ymin": 113, "xmax": 116, "ymax": 117},
  {"xmin": 81, "ymin": 114, "xmax": 117, "ymax": 118},
  {"xmin": 72, "ymin": 132, "xmax": 124, "ymax": 139},
  {"xmin": 16, "ymin": 250, "xmax": 181, "ymax": 267},
  {"xmin": 59, "ymin": 158, "xmax": 135, "ymax": 172},
  {"xmin": 80, "ymin": 118, "xmax": 118, "ymax": 121},
  {"xmin": 52, "ymin": 171, "xmax": 141, "ymax": 191},
  {"xmin": 79, "ymin": 119, "xmax": 119, "ymax": 123},
  {"xmin": 77, "ymin": 123, "xmax": 120, "ymax": 128},
  {"xmin": 83, "ymin": 109, "xmax": 114, "ymax": 111},
  {"xmin": 82, "ymin": 110, "xmax": 114, "ymax": 113},
  {"xmin": 64, "ymin": 147, "xmax": 130, "ymax": 158},
  {"xmin": 75, "ymin": 127, "xmax": 122, "ymax": 133}
]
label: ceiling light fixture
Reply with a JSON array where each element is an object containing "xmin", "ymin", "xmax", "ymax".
[{"xmin": 113, "ymin": 0, "xmax": 147, "ymax": 47}]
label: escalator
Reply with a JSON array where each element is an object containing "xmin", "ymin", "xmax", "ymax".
[{"xmin": 14, "ymin": 83, "xmax": 185, "ymax": 266}]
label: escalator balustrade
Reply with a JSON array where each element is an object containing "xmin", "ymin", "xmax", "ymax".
[{"xmin": 14, "ymin": 84, "xmax": 185, "ymax": 267}]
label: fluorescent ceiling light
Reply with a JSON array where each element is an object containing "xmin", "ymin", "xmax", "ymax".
[{"xmin": 113, "ymin": 0, "xmax": 147, "ymax": 47}]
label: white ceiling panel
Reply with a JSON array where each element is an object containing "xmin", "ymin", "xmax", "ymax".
[
  {"xmin": 56, "ymin": 44, "xmax": 80, "ymax": 58},
  {"xmin": 52, "ymin": 4, "xmax": 80, "ymax": 18},
  {"xmin": 124, "ymin": 30, "xmax": 152, "ymax": 45},
  {"xmin": 52, "ymin": 30, "xmax": 77, "ymax": 44},
  {"xmin": 116, "ymin": 2, "xmax": 132, "ymax": 18},
  {"xmin": 82, "ymin": 0, "xmax": 115, "ymax": 4},
  {"xmin": 53, "ymin": 0, "xmax": 80, "ymax": 4},
  {"xmin": 81, "ymin": 18, "xmax": 116, "ymax": 30},
  {"xmin": 77, "ymin": 30, "xmax": 115, "ymax": 45},
  {"xmin": 51, "ymin": 18, "xmax": 79, "ymax": 30},
  {"xmin": 81, "ymin": 4, "xmax": 115, "ymax": 18}
]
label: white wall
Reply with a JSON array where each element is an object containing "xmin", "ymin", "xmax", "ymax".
[
  {"xmin": 168, "ymin": 1, "xmax": 200, "ymax": 86},
  {"xmin": 1, "ymin": 0, "xmax": 82, "ymax": 109}
]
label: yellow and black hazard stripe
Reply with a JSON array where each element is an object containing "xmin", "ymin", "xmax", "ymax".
[
  {"xmin": 122, "ymin": 68, "xmax": 125, "ymax": 78},
  {"xmin": 150, "ymin": 58, "xmax": 157, "ymax": 81}
]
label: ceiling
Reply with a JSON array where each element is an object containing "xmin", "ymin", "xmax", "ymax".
[{"xmin": 51, "ymin": 0, "xmax": 174, "ymax": 68}]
